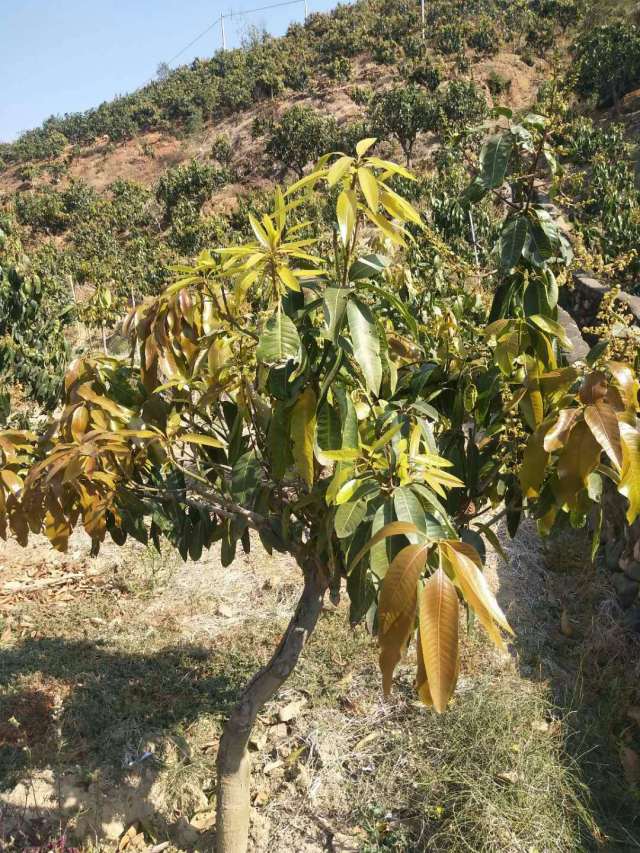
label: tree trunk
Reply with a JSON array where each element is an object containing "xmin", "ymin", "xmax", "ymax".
[{"xmin": 215, "ymin": 563, "xmax": 327, "ymax": 853}]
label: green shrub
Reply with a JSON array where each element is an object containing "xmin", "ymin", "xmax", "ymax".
[
  {"xmin": 336, "ymin": 120, "xmax": 372, "ymax": 156},
  {"xmin": 166, "ymin": 199, "xmax": 228, "ymax": 255},
  {"xmin": 468, "ymin": 20, "xmax": 500, "ymax": 55},
  {"xmin": 349, "ymin": 85, "xmax": 373, "ymax": 106},
  {"xmin": 486, "ymin": 70, "xmax": 511, "ymax": 97},
  {"xmin": 435, "ymin": 23, "xmax": 466, "ymax": 54},
  {"xmin": 156, "ymin": 159, "xmax": 230, "ymax": 220},
  {"xmin": 369, "ymin": 84, "xmax": 440, "ymax": 164},
  {"xmin": 404, "ymin": 60, "xmax": 442, "ymax": 91},
  {"xmin": 211, "ymin": 134, "xmax": 233, "ymax": 165},
  {"xmin": 265, "ymin": 106, "xmax": 337, "ymax": 177},
  {"xmin": 439, "ymin": 80, "xmax": 487, "ymax": 128},
  {"xmin": 573, "ymin": 23, "xmax": 640, "ymax": 106},
  {"xmin": 15, "ymin": 189, "xmax": 67, "ymax": 233},
  {"xmin": 327, "ymin": 56, "xmax": 351, "ymax": 82}
]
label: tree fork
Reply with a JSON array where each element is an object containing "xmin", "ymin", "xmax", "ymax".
[{"xmin": 215, "ymin": 563, "xmax": 328, "ymax": 853}]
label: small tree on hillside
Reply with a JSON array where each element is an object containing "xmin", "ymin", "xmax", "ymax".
[
  {"xmin": 573, "ymin": 22, "xmax": 640, "ymax": 108},
  {"xmin": 265, "ymin": 105, "xmax": 337, "ymax": 177},
  {"xmin": 1, "ymin": 127, "xmax": 639, "ymax": 853},
  {"xmin": 367, "ymin": 84, "xmax": 440, "ymax": 165}
]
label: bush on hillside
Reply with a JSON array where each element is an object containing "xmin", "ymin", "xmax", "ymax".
[
  {"xmin": 439, "ymin": 80, "xmax": 487, "ymax": 128},
  {"xmin": 156, "ymin": 160, "xmax": 230, "ymax": 220},
  {"xmin": 265, "ymin": 106, "xmax": 338, "ymax": 177},
  {"xmin": 573, "ymin": 23, "xmax": 640, "ymax": 107},
  {"xmin": 368, "ymin": 85, "xmax": 440, "ymax": 164}
]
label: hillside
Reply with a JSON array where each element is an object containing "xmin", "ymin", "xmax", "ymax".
[{"xmin": 2, "ymin": 1, "xmax": 640, "ymax": 419}]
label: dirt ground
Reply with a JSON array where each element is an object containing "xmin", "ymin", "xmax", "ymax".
[{"xmin": 1, "ymin": 514, "xmax": 639, "ymax": 852}]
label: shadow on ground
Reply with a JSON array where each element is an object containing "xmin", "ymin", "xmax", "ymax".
[
  {"xmin": 0, "ymin": 636, "xmax": 258, "ymax": 850},
  {"xmin": 495, "ymin": 521, "xmax": 640, "ymax": 852}
]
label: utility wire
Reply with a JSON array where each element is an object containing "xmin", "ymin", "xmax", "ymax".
[
  {"xmin": 164, "ymin": 0, "xmax": 306, "ymax": 70},
  {"xmin": 222, "ymin": 0, "xmax": 304, "ymax": 20},
  {"xmin": 165, "ymin": 20, "xmax": 220, "ymax": 67}
]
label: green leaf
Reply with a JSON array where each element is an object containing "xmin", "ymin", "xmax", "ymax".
[
  {"xmin": 256, "ymin": 310, "xmax": 301, "ymax": 365},
  {"xmin": 231, "ymin": 451, "xmax": 261, "ymax": 502},
  {"xmin": 499, "ymin": 216, "xmax": 529, "ymax": 270},
  {"xmin": 394, "ymin": 486, "xmax": 427, "ymax": 544},
  {"xmin": 290, "ymin": 387, "xmax": 316, "ymax": 487},
  {"xmin": 323, "ymin": 286, "xmax": 349, "ymax": 340},
  {"xmin": 528, "ymin": 315, "xmax": 571, "ymax": 349},
  {"xmin": 349, "ymin": 254, "xmax": 390, "ymax": 281},
  {"xmin": 347, "ymin": 297, "xmax": 382, "ymax": 396},
  {"xmin": 479, "ymin": 134, "xmax": 513, "ymax": 189},
  {"xmin": 335, "ymin": 498, "xmax": 368, "ymax": 538},
  {"xmin": 268, "ymin": 401, "xmax": 291, "ymax": 479},
  {"xmin": 369, "ymin": 500, "xmax": 395, "ymax": 579},
  {"xmin": 350, "ymin": 517, "xmax": 422, "ymax": 571},
  {"xmin": 316, "ymin": 400, "xmax": 342, "ymax": 453}
]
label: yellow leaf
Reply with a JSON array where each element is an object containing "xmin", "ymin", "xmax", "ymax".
[
  {"xmin": 418, "ymin": 569, "xmax": 459, "ymax": 713},
  {"xmin": 180, "ymin": 433, "xmax": 225, "ymax": 449},
  {"xmin": 380, "ymin": 187, "xmax": 423, "ymax": 227},
  {"xmin": 520, "ymin": 423, "xmax": 550, "ymax": 498},
  {"xmin": 336, "ymin": 189, "xmax": 357, "ymax": 246},
  {"xmin": 619, "ymin": 421, "xmax": 640, "ymax": 524},
  {"xmin": 543, "ymin": 408, "xmax": 580, "ymax": 452},
  {"xmin": 415, "ymin": 625, "xmax": 434, "ymax": 707},
  {"xmin": 349, "ymin": 520, "xmax": 423, "ymax": 569},
  {"xmin": 440, "ymin": 541, "xmax": 512, "ymax": 650},
  {"xmin": 71, "ymin": 405, "xmax": 90, "ymax": 442},
  {"xmin": 248, "ymin": 214, "xmax": 270, "ymax": 249},
  {"xmin": 335, "ymin": 478, "xmax": 359, "ymax": 505},
  {"xmin": 378, "ymin": 543, "xmax": 430, "ymax": 695},
  {"xmin": 608, "ymin": 361, "xmax": 640, "ymax": 415},
  {"xmin": 584, "ymin": 401, "xmax": 623, "ymax": 470},
  {"xmin": 356, "ymin": 137, "xmax": 377, "ymax": 158},
  {"xmin": 327, "ymin": 155, "xmax": 353, "ymax": 187},
  {"xmin": 0, "ymin": 470, "xmax": 23, "ymax": 495},
  {"xmin": 277, "ymin": 265, "xmax": 301, "ymax": 292},
  {"xmin": 290, "ymin": 387, "xmax": 317, "ymax": 487},
  {"xmin": 357, "ymin": 167, "xmax": 379, "ymax": 212},
  {"xmin": 555, "ymin": 419, "xmax": 602, "ymax": 508},
  {"xmin": 363, "ymin": 208, "xmax": 407, "ymax": 247}
]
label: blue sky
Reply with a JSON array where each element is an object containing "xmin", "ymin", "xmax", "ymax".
[{"xmin": 1, "ymin": 0, "xmax": 342, "ymax": 142}]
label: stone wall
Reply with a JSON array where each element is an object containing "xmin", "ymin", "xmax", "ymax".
[{"xmin": 563, "ymin": 271, "xmax": 640, "ymax": 332}]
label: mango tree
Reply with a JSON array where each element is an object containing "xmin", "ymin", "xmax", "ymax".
[{"xmin": 1, "ymin": 128, "xmax": 638, "ymax": 853}]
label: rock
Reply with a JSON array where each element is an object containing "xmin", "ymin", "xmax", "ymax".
[
  {"xmin": 622, "ymin": 606, "xmax": 640, "ymax": 633},
  {"xmin": 557, "ymin": 307, "xmax": 589, "ymax": 363},
  {"xmin": 331, "ymin": 831, "xmax": 366, "ymax": 852},
  {"xmin": 606, "ymin": 539, "xmax": 625, "ymax": 571},
  {"xmin": 190, "ymin": 809, "xmax": 215, "ymax": 831},
  {"xmin": 252, "ymin": 786, "xmax": 270, "ymax": 806},
  {"xmin": 249, "ymin": 728, "xmax": 267, "ymax": 750},
  {"xmin": 621, "ymin": 746, "xmax": 640, "ymax": 785},
  {"xmin": 560, "ymin": 610, "xmax": 574, "ymax": 637},
  {"xmin": 269, "ymin": 722, "xmax": 288, "ymax": 742},
  {"xmin": 613, "ymin": 572, "xmax": 639, "ymax": 608},
  {"xmin": 622, "ymin": 561, "xmax": 640, "ymax": 582},
  {"xmin": 278, "ymin": 698, "xmax": 307, "ymax": 723}
]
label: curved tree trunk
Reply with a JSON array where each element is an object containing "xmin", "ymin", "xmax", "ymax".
[{"xmin": 215, "ymin": 563, "xmax": 328, "ymax": 853}]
